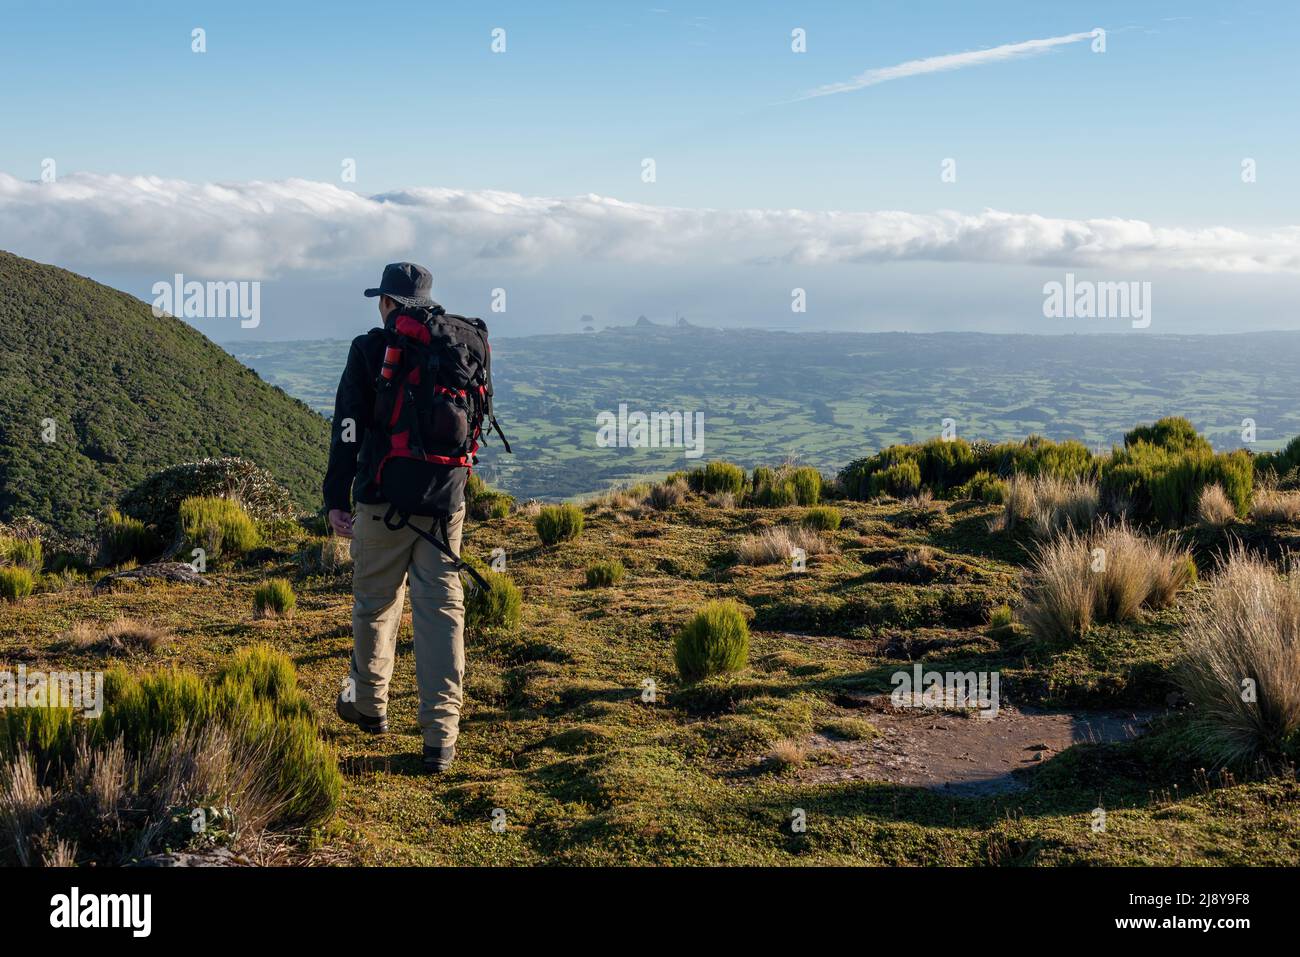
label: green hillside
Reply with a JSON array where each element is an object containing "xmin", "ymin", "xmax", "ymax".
[{"xmin": 0, "ymin": 251, "xmax": 329, "ymax": 534}]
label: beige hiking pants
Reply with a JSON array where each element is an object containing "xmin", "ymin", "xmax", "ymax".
[{"xmin": 348, "ymin": 502, "xmax": 466, "ymax": 747}]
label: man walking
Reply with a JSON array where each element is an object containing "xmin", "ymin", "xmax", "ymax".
[{"xmin": 324, "ymin": 261, "xmax": 480, "ymax": 773}]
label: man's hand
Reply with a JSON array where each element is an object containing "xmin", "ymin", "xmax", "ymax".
[{"xmin": 328, "ymin": 509, "xmax": 355, "ymax": 538}]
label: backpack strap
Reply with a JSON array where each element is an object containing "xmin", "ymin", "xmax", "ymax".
[{"xmin": 382, "ymin": 504, "xmax": 489, "ymax": 591}]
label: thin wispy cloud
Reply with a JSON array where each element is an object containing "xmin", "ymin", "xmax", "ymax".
[{"xmin": 795, "ymin": 30, "xmax": 1100, "ymax": 101}]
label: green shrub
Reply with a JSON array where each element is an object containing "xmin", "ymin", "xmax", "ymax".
[
  {"xmin": 789, "ymin": 467, "xmax": 822, "ymax": 505},
  {"xmin": 841, "ymin": 435, "xmax": 1097, "ymax": 501},
  {"xmin": 691, "ymin": 461, "xmax": 746, "ymax": 496},
  {"xmin": 801, "ymin": 506, "xmax": 842, "ymax": 531},
  {"xmin": 253, "ymin": 578, "xmax": 296, "ymax": 618},
  {"xmin": 870, "ymin": 460, "xmax": 922, "ymax": 498},
  {"xmin": 535, "ymin": 503, "xmax": 584, "ymax": 546},
  {"xmin": 1102, "ymin": 444, "xmax": 1251, "ymax": 526},
  {"xmin": 179, "ymin": 496, "xmax": 260, "ymax": 562},
  {"xmin": 1256, "ymin": 434, "xmax": 1300, "ymax": 480},
  {"xmin": 959, "ymin": 470, "xmax": 1007, "ymax": 504},
  {"xmin": 585, "ymin": 559, "xmax": 626, "ymax": 588},
  {"xmin": 466, "ymin": 570, "xmax": 523, "ymax": 630},
  {"xmin": 215, "ymin": 644, "xmax": 305, "ymax": 712},
  {"xmin": 673, "ymin": 600, "xmax": 751, "ymax": 683},
  {"xmin": 0, "ymin": 567, "xmax": 33, "ymax": 602},
  {"xmin": 0, "ymin": 536, "xmax": 42, "ymax": 572},
  {"xmin": 1123, "ymin": 416, "xmax": 1212, "ymax": 454},
  {"xmin": 98, "ymin": 508, "xmax": 163, "ymax": 566},
  {"xmin": 766, "ymin": 480, "xmax": 798, "ymax": 507},
  {"xmin": 750, "ymin": 466, "xmax": 804, "ymax": 506}
]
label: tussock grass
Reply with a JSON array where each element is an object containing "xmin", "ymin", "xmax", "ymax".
[
  {"xmin": 1250, "ymin": 489, "xmax": 1300, "ymax": 525},
  {"xmin": 645, "ymin": 477, "xmax": 688, "ymax": 510},
  {"xmin": 765, "ymin": 738, "xmax": 808, "ymax": 772},
  {"xmin": 997, "ymin": 474, "xmax": 1099, "ymax": 537},
  {"xmin": 735, "ymin": 525, "xmax": 830, "ymax": 566},
  {"xmin": 296, "ymin": 536, "xmax": 351, "ymax": 576},
  {"xmin": 0, "ymin": 648, "xmax": 340, "ymax": 865},
  {"xmin": 1178, "ymin": 548, "xmax": 1300, "ymax": 768},
  {"xmin": 1198, "ymin": 483, "xmax": 1237, "ymax": 528},
  {"xmin": 65, "ymin": 617, "xmax": 170, "ymax": 654},
  {"xmin": 1022, "ymin": 521, "xmax": 1193, "ymax": 648}
]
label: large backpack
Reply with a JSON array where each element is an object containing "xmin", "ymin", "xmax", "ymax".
[{"xmin": 370, "ymin": 305, "xmax": 511, "ymax": 588}]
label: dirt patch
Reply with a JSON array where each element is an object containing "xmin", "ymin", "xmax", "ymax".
[{"xmin": 806, "ymin": 697, "xmax": 1156, "ymax": 795}]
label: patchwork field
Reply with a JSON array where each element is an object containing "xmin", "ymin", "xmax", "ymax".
[{"xmin": 230, "ymin": 328, "xmax": 1300, "ymax": 503}]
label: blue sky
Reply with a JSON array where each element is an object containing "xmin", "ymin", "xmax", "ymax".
[{"xmin": 1, "ymin": 1, "xmax": 1297, "ymax": 339}]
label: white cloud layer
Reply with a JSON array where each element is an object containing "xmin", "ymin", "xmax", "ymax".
[
  {"xmin": 795, "ymin": 31, "xmax": 1101, "ymax": 100},
  {"xmin": 1, "ymin": 171, "xmax": 1297, "ymax": 279}
]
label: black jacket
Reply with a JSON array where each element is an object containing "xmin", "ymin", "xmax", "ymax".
[{"xmin": 322, "ymin": 328, "xmax": 389, "ymax": 514}]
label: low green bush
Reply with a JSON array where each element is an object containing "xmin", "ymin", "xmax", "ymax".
[
  {"xmin": 690, "ymin": 461, "xmax": 746, "ymax": 496},
  {"xmin": 870, "ymin": 460, "xmax": 922, "ymax": 498},
  {"xmin": 0, "ymin": 567, "xmax": 34, "ymax": 602},
  {"xmin": 674, "ymin": 600, "xmax": 751, "ymax": 683},
  {"xmin": 789, "ymin": 467, "xmax": 822, "ymax": 505},
  {"xmin": 1102, "ymin": 444, "xmax": 1251, "ymax": 525},
  {"xmin": 179, "ymin": 496, "xmax": 260, "ymax": 562},
  {"xmin": 585, "ymin": 559, "xmax": 626, "ymax": 587},
  {"xmin": 467, "ymin": 474, "xmax": 515, "ymax": 520},
  {"xmin": 959, "ymin": 470, "xmax": 1007, "ymax": 504},
  {"xmin": 1123, "ymin": 416, "xmax": 1211, "ymax": 454},
  {"xmin": 98, "ymin": 508, "xmax": 163, "ymax": 566},
  {"xmin": 801, "ymin": 506, "xmax": 842, "ymax": 531},
  {"xmin": 253, "ymin": 578, "xmax": 297, "ymax": 618},
  {"xmin": 466, "ymin": 570, "xmax": 523, "ymax": 630},
  {"xmin": 535, "ymin": 504, "xmax": 584, "ymax": 546}
]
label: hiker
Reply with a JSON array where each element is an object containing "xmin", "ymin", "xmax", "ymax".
[{"xmin": 323, "ymin": 262, "xmax": 509, "ymax": 773}]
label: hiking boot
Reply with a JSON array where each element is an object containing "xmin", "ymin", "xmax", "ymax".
[
  {"xmin": 422, "ymin": 744, "xmax": 456, "ymax": 773},
  {"xmin": 336, "ymin": 695, "xmax": 387, "ymax": 734}
]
